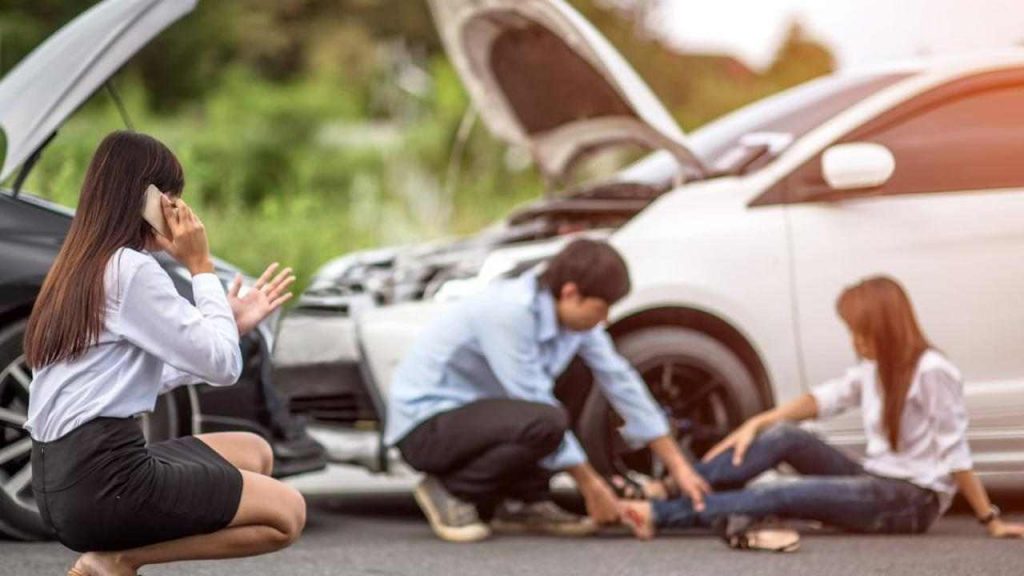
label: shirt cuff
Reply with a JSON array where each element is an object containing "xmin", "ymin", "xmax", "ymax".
[
  {"xmin": 191, "ymin": 272, "xmax": 228, "ymax": 301},
  {"xmin": 942, "ymin": 444, "xmax": 974, "ymax": 473},
  {"xmin": 618, "ymin": 414, "xmax": 671, "ymax": 451},
  {"xmin": 810, "ymin": 384, "xmax": 841, "ymax": 419},
  {"xmin": 540, "ymin": 432, "xmax": 588, "ymax": 471}
]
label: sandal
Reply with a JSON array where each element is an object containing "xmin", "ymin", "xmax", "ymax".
[
  {"xmin": 720, "ymin": 515, "xmax": 800, "ymax": 553},
  {"xmin": 610, "ymin": 474, "xmax": 648, "ymax": 500}
]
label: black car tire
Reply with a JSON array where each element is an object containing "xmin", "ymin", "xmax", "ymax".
[
  {"xmin": 577, "ymin": 326, "xmax": 765, "ymax": 479},
  {"xmin": 0, "ymin": 319, "xmax": 54, "ymax": 541},
  {"xmin": 142, "ymin": 387, "xmax": 195, "ymax": 445},
  {"xmin": 0, "ymin": 319, "xmax": 191, "ymax": 542}
]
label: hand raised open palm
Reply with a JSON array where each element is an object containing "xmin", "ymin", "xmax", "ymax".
[{"xmin": 228, "ymin": 263, "xmax": 296, "ymax": 336}]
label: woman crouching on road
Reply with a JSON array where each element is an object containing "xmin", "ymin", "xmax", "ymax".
[
  {"xmin": 619, "ymin": 276, "xmax": 1024, "ymax": 549},
  {"xmin": 25, "ymin": 131, "xmax": 304, "ymax": 575}
]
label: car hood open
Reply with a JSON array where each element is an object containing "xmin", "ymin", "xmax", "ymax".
[
  {"xmin": 0, "ymin": 0, "xmax": 197, "ymax": 182},
  {"xmin": 427, "ymin": 0, "xmax": 705, "ymax": 184}
]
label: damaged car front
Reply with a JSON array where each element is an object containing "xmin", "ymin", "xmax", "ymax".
[{"xmin": 271, "ymin": 0, "xmax": 704, "ymax": 473}]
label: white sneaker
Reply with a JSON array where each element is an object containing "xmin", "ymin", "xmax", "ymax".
[
  {"xmin": 414, "ymin": 476, "xmax": 491, "ymax": 543},
  {"xmin": 491, "ymin": 500, "xmax": 598, "ymax": 537}
]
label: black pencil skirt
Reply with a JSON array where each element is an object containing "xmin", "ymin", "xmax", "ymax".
[{"xmin": 31, "ymin": 417, "xmax": 243, "ymax": 552}]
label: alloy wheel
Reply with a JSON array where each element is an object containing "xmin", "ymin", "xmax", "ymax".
[{"xmin": 0, "ymin": 354, "xmax": 36, "ymax": 518}]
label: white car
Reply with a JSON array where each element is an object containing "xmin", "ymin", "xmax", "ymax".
[{"xmin": 275, "ymin": 0, "xmax": 1024, "ymax": 484}]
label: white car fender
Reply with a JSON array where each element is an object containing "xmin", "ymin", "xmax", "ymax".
[{"xmin": 610, "ymin": 282, "xmax": 805, "ymax": 406}]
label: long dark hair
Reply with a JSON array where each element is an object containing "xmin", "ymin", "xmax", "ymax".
[
  {"xmin": 837, "ymin": 276, "xmax": 931, "ymax": 451},
  {"xmin": 25, "ymin": 131, "xmax": 184, "ymax": 368}
]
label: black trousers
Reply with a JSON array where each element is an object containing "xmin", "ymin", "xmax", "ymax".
[{"xmin": 397, "ymin": 399, "xmax": 570, "ymax": 513}]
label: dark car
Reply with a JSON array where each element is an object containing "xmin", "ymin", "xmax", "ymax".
[{"xmin": 0, "ymin": 0, "xmax": 324, "ymax": 541}]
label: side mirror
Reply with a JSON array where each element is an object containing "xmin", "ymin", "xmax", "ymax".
[{"xmin": 821, "ymin": 142, "xmax": 895, "ymax": 191}]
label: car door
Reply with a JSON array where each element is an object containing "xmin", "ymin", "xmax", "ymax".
[{"xmin": 764, "ymin": 69, "xmax": 1024, "ymax": 473}]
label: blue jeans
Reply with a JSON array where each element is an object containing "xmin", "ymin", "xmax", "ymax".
[{"xmin": 652, "ymin": 424, "xmax": 940, "ymax": 533}]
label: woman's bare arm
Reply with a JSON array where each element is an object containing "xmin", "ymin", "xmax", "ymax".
[
  {"xmin": 953, "ymin": 470, "xmax": 1024, "ymax": 538},
  {"xmin": 702, "ymin": 394, "xmax": 819, "ymax": 464}
]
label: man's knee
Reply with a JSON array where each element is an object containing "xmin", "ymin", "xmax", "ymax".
[{"xmin": 521, "ymin": 404, "xmax": 569, "ymax": 454}]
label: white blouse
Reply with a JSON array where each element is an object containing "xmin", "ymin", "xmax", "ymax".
[
  {"xmin": 26, "ymin": 248, "xmax": 242, "ymax": 442},
  {"xmin": 811, "ymin": 349, "xmax": 973, "ymax": 512}
]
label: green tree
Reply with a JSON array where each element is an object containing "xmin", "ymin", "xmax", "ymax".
[{"xmin": 765, "ymin": 21, "xmax": 836, "ymax": 89}]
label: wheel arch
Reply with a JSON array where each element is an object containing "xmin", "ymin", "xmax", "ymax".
[
  {"xmin": 0, "ymin": 301, "xmax": 34, "ymax": 334},
  {"xmin": 608, "ymin": 306, "xmax": 775, "ymax": 411}
]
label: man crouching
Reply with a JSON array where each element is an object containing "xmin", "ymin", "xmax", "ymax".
[{"xmin": 384, "ymin": 239, "xmax": 710, "ymax": 542}]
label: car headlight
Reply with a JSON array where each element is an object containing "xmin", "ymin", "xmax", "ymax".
[{"xmin": 430, "ymin": 257, "xmax": 521, "ymax": 302}]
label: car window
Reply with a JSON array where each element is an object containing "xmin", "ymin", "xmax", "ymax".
[
  {"xmin": 614, "ymin": 71, "xmax": 913, "ymax": 185},
  {"xmin": 856, "ymin": 83, "xmax": 1024, "ymax": 196},
  {"xmin": 687, "ymin": 71, "xmax": 912, "ymax": 171},
  {"xmin": 775, "ymin": 70, "xmax": 1024, "ymax": 203}
]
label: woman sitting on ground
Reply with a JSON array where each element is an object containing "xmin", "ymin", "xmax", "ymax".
[{"xmin": 620, "ymin": 276, "xmax": 1024, "ymax": 549}]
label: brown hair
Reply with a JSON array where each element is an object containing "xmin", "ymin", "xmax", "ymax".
[
  {"xmin": 24, "ymin": 131, "xmax": 184, "ymax": 368},
  {"xmin": 836, "ymin": 276, "xmax": 930, "ymax": 451},
  {"xmin": 539, "ymin": 238, "xmax": 631, "ymax": 305}
]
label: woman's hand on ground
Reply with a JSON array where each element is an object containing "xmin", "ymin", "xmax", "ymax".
[
  {"xmin": 228, "ymin": 263, "xmax": 295, "ymax": 336},
  {"xmin": 154, "ymin": 196, "xmax": 213, "ymax": 275},
  {"xmin": 988, "ymin": 519, "xmax": 1024, "ymax": 538},
  {"xmin": 703, "ymin": 417, "xmax": 761, "ymax": 466}
]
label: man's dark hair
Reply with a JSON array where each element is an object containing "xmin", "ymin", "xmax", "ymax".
[{"xmin": 539, "ymin": 239, "xmax": 631, "ymax": 304}]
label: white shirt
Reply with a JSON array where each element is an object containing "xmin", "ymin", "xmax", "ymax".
[
  {"xmin": 810, "ymin": 349, "xmax": 973, "ymax": 512},
  {"xmin": 26, "ymin": 248, "xmax": 242, "ymax": 442}
]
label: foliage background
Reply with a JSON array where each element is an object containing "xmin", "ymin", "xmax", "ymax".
[{"xmin": 0, "ymin": 0, "xmax": 834, "ymax": 293}]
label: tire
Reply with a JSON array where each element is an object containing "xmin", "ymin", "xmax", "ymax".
[
  {"xmin": 577, "ymin": 326, "xmax": 764, "ymax": 478},
  {"xmin": 0, "ymin": 319, "xmax": 54, "ymax": 541},
  {"xmin": 141, "ymin": 387, "xmax": 195, "ymax": 445},
  {"xmin": 0, "ymin": 319, "xmax": 190, "ymax": 542}
]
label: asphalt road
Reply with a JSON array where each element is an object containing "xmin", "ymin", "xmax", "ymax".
[{"xmin": 3, "ymin": 465, "xmax": 1022, "ymax": 576}]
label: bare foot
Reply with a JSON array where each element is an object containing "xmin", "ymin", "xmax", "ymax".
[
  {"xmin": 618, "ymin": 500, "xmax": 656, "ymax": 540},
  {"xmin": 70, "ymin": 552, "xmax": 136, "ymax": 576}
]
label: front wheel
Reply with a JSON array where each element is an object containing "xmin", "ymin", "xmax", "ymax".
[
  {"xmin": 577, "ymin": 326, "xmax": 764, "ymax": 480},
  {"xmin": 0, "ymin": 320, "xmax": 54, "ymax": 541}
]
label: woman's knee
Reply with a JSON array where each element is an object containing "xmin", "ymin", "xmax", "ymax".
[
  {"xmin": 273, "ymin": 485, "xmax": 307, "ymax": 545},
  {"xmin": 253, "ymin": 435, "xmax": 275, "ymax": 476},
  {"xmin": 236, "ymin": 432, "xmax": 274, "ymax": 476},
  {"xmin": 234, "ymin": 472, "xmax": 306, "ymax": 545},
  {"xmin": 758, "ymin": 422, "xmax": 808, "ymax": 447},
  {"xmin": 198, "ymin": 432, "xmax": 274, "ymax": 475}
]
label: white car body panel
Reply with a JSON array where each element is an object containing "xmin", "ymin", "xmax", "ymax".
[{"xmin": 610, "ymin": 179, "xmax": 802, "ymax": 404}]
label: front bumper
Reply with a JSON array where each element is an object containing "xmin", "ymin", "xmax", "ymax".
[{"xmin": 271, "ymin": 309, "xmax": 381, "ymax": 428}]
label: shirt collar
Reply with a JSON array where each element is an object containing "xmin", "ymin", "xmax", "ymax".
[{"xmin": 531, "ymin": 276, "xmax": 560, "ymax": 343}]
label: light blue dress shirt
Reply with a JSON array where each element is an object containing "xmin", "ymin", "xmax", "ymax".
[{"xmin": 384, "ymin": 274, "xmax": 670, "ymax": 470}]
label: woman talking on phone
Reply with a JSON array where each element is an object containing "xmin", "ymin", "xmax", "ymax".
[{"xmin": 24, "ymin": 131, "xmax": 304, "ymax": 576}]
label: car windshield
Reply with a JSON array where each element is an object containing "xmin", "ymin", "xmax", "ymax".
[{"xmin": 619, "ymin": 70, "xmax": 915, "ymax": 182}]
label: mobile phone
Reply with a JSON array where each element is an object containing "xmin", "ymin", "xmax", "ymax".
[{"xmin": 142, "ymin": 184, "xmax": 171, "ymax": 239}]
